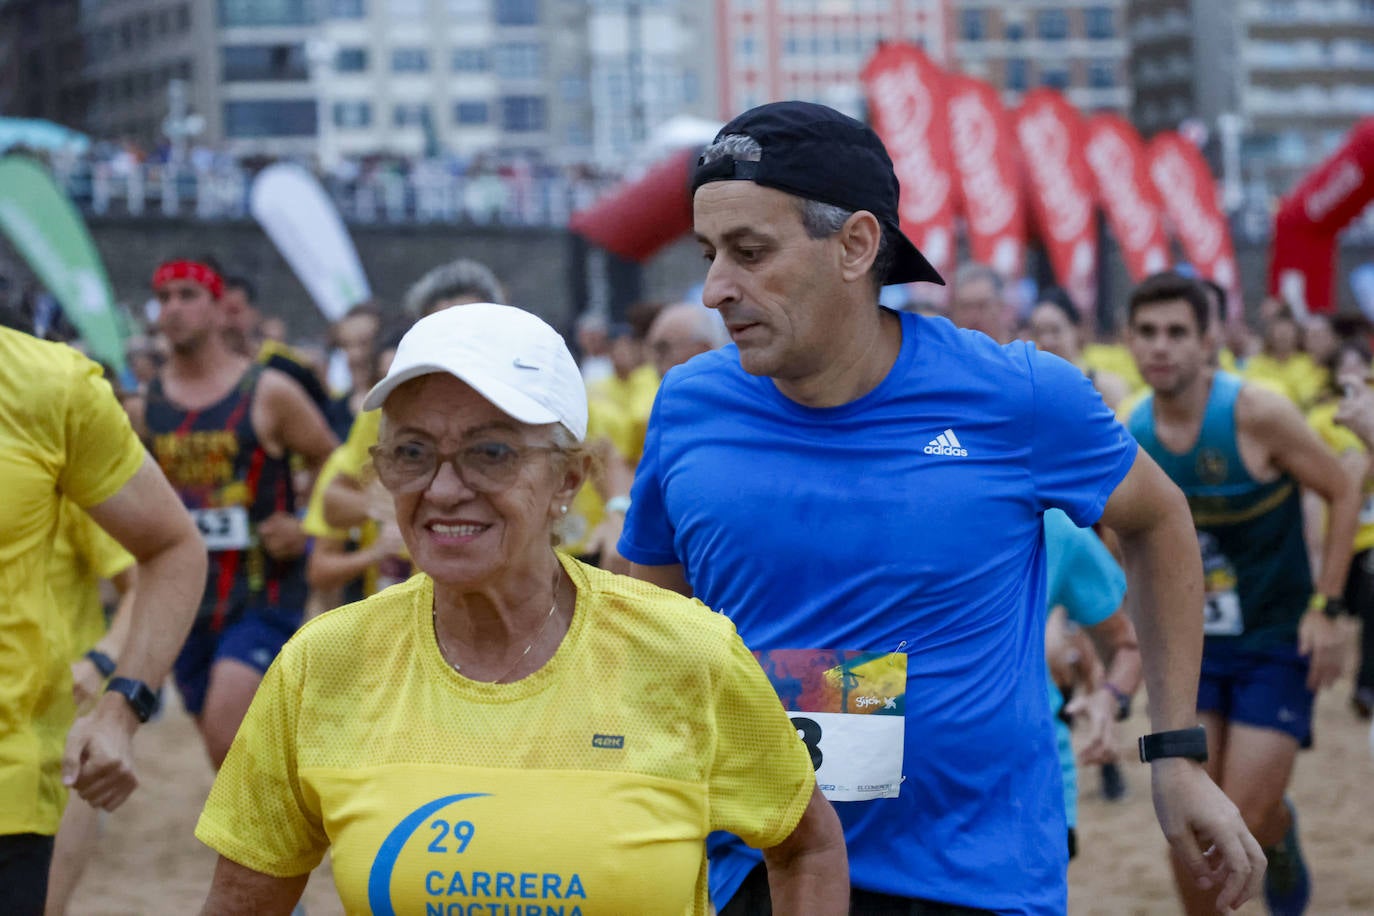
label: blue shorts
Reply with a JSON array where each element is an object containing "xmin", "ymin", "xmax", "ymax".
[
  {"xmin": 1198, "ymin": 640, "xmax": 1313, "ymax": 746},
  {"xmin": 172, "ymin": 607, "xmax": 301, "ymax": 715}
]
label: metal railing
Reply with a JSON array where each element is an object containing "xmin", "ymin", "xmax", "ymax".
[{"xmin": 48, "ymin": 159, "xmax": 615, "ymax": 227}]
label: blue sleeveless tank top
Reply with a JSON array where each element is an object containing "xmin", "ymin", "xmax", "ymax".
[{"xmin": 1127, "ymin": 372, "xmax": 1311, "ymax": 648}]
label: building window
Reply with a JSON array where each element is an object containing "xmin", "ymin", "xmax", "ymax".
[
  {"xmin": 329, "ymin": 0, "xmax": 366, "ymax": 17},
  {"xmin": 1041, "ymin": 65, "xmax": 1070, "ymax": 90},
  {"xmin": 1084, "ymin": 6, "xmax": 1115, "ymax": 39},
  {"xmin": 1006, "ymin": 58, "xmax": 1028, "ymax": 91},
  {"xmin": 177, "ymin": 4, "xmax": 191, "ymax": 31},
  {"xmin": 454, "ymin": 100, "xmax": 490, "ymax": 124},
  {"xmin": 493, "ymin": 42, "xmax": 542, "ymax": 79},
  {"xmin": 335, "ymin": 47, "xmax": 368, "ymax": 72},
  {"xmin": 452, "ymin": 47, "xmax": 491, "ymax": 72},
  {"xmin": 333, "ymin": 100, "xmax": 372, "ymax": 127},
  {"xmin": 447, "ymin": 0, "xmax": 487, "ymax": 15},
  {"xmin": 393, "ymin": 102, "xmax": 431, "ymax": 127},
  {"xmin": 391, "ymin": 47, "xmax": 430, "ymax": 72},
  {"xmin": 494, "ymin": 0, "xmax": 538, "ymax": 26},
  {"xmin": 223, "ymin": 99, "xmax": 317, "ymax": 137},
  {"xmin": 960, "ymin": 10, "xmax": 985, "ymax": 42},
  {"xmin": 1036, "ymin": 9, "xmax": 1068, "ymax": 41},
  {"xmin": 222, "ymin": 44, "xmax": 309, "ymax": 81},
  {"xmin": 1004, "ymin": 18, "xmax": 1025, "ymax": 42},
  {"xmin": 501, "ymin": 94, "xmax": 546, "ymax": 131},
  {"xmin": 1088, "ymin": 59, "xmax": 1116, "ymax": 88},
  {"xmin": 559, "ymin": 75, "xmax": 586, "ymax": 102},
  {"xmin": 217, "ymin": 1, "xmax": 314, "ymax": 27}
]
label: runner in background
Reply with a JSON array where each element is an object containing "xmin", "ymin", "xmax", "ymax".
[
  {"xmin": 1027, "ymin": 286, "xmax": 1130, "ymax": 411},
  {"xmin": 1124, "ymin": 271, "xmax": 1359, "ymax": 915},
  {"xmin": 139, "ymin": 257, "xmax": 337, "ymax": 768},
  {"xmin": 322, "ymin": 302, "xmax": 382, "ymax": 443},
  {"xmin": 1307, "ymin": 341, "xmax": 1374, "ymax": 720}
]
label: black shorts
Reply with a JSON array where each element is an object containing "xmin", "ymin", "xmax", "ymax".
[
  {"xmin": 720, "ymin": 864, "xmax": 995, "ymax": 916},
  {"xmin": 0, "ymin": 833, "xmax": 55, "ymax": 916}
]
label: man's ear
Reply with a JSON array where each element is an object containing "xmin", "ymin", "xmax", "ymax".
[{"xmin": 837, "ymin": 211, "xmax": 882, "ymax": 284}]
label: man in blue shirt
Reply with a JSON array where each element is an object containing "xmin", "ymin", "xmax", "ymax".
[{"xmin": 619, "ymin": 101, "xmax": 1264, "ymax": 915}]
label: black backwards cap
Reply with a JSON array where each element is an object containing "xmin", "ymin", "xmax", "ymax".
[{"xmin": 691, "ymin": 100, "xmax": 945, "ymax": 286}]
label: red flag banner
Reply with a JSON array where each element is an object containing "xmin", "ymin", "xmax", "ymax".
[
  {"xmin": 861, "ymin": 42, "xmax": 958, "ymax": 294},
  {"xmin": 1084, "ymin": 114, "xmax": 1170, "ymax": 283},
  {"xmin": 947, "ymin": 74, "xmax": 1026, "ymax": 280},
  {"xmin": 1013, "ymin": 89, "xmax": 1099, "ymax": 315},
  {"xmin": 568, "ymin": 147, "xmax": 696, "ymax": 262},
  {"xmin": 1269, "ymin": 118, "xmax": 1374, "ymax": 314},
  {"xmin": 1146, "ymin": 132, "xmax": 1242, "ymax": 319}
]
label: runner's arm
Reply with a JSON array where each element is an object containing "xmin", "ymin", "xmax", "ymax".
[
  {"xmin": 1242, "ymin": 386, "xmax": 1361, "ymax": 598},
  {"xmin": 323, "ymin": 472, "xmax": 370, "ymax": 529},
  {"xmin": 1098, "ymin": 448, "xmax": 1265, "ymax": 911},
  {"xmin": 762, "ymin": 785, "xmax": 849, "ymax": 915},
  {"xmin": 64, "ymin": 455, "xmax": 206, "ymax": 810},
  {"xmin": 259, "ymin": 369, "xmax": 339, "ymax": 473},
  {"xmin": 628, "ymin": 562, "xmax": 692, "ymax": 597},
  {"xmin": 200, "ymin": 856, "xmax": 308, "ymax": 916}
]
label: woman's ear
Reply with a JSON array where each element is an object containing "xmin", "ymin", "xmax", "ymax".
[{"xmin": 553, "ymin": 450, "xmax": 591, "ymax": 512}]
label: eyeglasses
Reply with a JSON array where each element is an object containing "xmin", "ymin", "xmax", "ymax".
[{"xmin": 370, "ymin": 439, "xmax": 564, "ymax": 494}]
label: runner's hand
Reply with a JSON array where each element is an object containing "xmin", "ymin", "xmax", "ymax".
[
  {"xmin": 1066, "ymin": 688, "xmax": 1118, "ymax": 765},
  {"xmin": 257, "ymin": 512, "xmax": 307, "ymax": 560},
  {"xmin": 70, "ymin": 657, "xmax": 105, "ymax": 711},
  {"xmin": 62, "ymin": 694, "xmax": 140, "ymax": 811},
  {"xmin": 1297, "ymin": 609, "xmax": 1344, "ymax": 692},
  {"xmin": 1151, "ymin": 759, "xmax": 1264, "ymax": 914}
]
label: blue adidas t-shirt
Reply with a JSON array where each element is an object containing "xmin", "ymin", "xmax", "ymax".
[{"xmin": 619, "ymin": 311, "xmax": 1138, "ymax": 915}]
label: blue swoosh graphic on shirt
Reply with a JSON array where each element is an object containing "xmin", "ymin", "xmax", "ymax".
[{"xmin": 367, "ymin": 792, "xmax": 490, "ymax": 916}]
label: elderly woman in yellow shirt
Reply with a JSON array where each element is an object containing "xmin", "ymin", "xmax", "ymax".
[{"xmin": 196, "ymin": 304, "xmax": 846, "ymax": 915}]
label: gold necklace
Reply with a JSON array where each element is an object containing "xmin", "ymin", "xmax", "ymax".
[{"xmin": 433, "ymin": 575, "xmax": 561, "ymax": 683}]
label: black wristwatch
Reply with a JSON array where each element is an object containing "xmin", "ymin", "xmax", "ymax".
[
  {"xmin": 1319, "ymin": 595, "xmax": 1349, "ymax": 620},
  {"xmin": 105, "ymin": 677, "xmax": 158, "ymax": 723},
  {"xmin": 1138, "ymin": 726, "xmax": 1208, "ymax": 763}
]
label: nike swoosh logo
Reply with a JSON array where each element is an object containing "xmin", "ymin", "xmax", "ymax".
[{"xmin": 512, "ymin": 358, "xmax": 540, "ymax": 370}]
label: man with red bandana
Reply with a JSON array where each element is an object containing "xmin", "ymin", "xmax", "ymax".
[{"xmin": 136, "ymin": 257, "xmax": 338, "ymax": 768}]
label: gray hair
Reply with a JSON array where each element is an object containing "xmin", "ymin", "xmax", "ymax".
[
  {"xmin": 402, "ymin": 259, "xmax": 506, "ymax": 316},
  {"xmin": 655, "ymin": 300, "xmax": 730, "ymax": 349},
  {"xmin": 953, "ymin": 262, "xmax": 1003, "ymax": 297},
  {"xmin": 698, "ymin": 134, "xmax": 893, "ymax": 292}
]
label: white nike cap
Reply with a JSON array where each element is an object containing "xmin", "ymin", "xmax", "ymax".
[{"xmin": 362, "ymin": 302, "xmax": 588, "ymax": 442}]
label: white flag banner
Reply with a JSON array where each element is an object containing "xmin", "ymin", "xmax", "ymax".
[{"xmin": 250, "ymin": 163, "xmax": 370, "ymax": 321}]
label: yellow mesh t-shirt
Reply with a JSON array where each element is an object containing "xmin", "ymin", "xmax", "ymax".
[
  {"xmin": 197, "ymin": 554, "xmax": 814, "ymax": 915},
  {"xmin": 49, "ymin": 498, "xmax": 135, "ymax": 658},
  {"xmin": 0, "ymin": 329, "xmax": 147, "ymax": 835},
  {"xmin": 1309, "ymin": 401, "xmax": 1374, "ymax": 554}
]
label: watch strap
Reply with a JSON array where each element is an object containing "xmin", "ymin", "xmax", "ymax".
[
  {"xmin": 105, "ymin": 676, "xmax": 157, "ymax": 723},
  {"xmin": 1138, "ymin": 725, "xmax": 1208, "ymax": 763},
  {"xmin": 84, "ymin": 649, "xmax": 117, "ymax": 679}
]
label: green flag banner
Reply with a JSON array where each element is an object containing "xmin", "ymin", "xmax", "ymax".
[{"xmin": 0, "ymin": 155, "xmax": 125, "ymax": 370}]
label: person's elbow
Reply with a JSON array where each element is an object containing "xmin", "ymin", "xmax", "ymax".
[{"xmin": 760, "ymin": 786, "xmax": 848, "ymax": 912}]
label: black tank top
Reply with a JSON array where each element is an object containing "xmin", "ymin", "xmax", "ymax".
[{"xmin": 145, "ymin": 365, "xmax": 306, "ymax": 626}]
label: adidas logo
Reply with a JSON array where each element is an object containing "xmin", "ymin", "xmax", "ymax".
[{"xmin": 923, "ymin": 428, "xmax": 968, "ymax": 457}]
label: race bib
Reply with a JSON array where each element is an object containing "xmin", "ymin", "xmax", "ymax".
[
  {"xmin": 190, "ymin": 506, "xmax": 251, "ymax": 551},
  {"xmin": 754, "ymin": 649, "xmax": 906, "ymax": 802},
  {"xmin": 1199, "ymin": 532, "xmax": 1243, "ymax": 636},
  {"xmin": 1359, "ymin": 493, "xmax": 1374, "ymax": 526}
]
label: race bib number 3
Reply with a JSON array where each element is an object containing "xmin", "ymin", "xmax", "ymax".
[
  {"xmin": 753, "ymin": 649, "xmax": 906, "ymax": 802},
  {"xmin": 190, "ymin": 506, "xmax": 251, "ymax": 551}
]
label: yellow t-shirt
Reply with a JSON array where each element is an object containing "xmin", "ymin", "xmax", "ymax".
[
  {"xmin": 1243, "ymin": 353, "xmax": 1326, "ymax": 409},
  {"xmin": 564, "ymin": 399, "xmax": 636, "ymax": 556},
  {"xmin": 335, "ymin": 407, "xmax": 382, "ymax": 481},
  {"xmin": 197, "ymin": 556, "xmax": 814, "ymax": 914},
  {"xmin": 0, "ymin": 328, "xmax": 147, "ymax": 835},
  {"xmin": 49, "ymin": 499, "xmax": 136, "ymax": 658},
  {"xmin": 1080, "ymin": 343, "xmax": 1145, "ymax": 394},
  {"xmin": 588, "ymin": 364, "xmax": 660, "ymax": 462},
  {"xmin": 1309, "ymin": 401, "xmax": 1374, "ymax": 553}
]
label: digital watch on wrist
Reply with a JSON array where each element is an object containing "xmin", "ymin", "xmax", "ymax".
[
  {"xmin": 1309, "ymin": 593, "xmax": 1348, "ymax": 620},
  {"xmin": 105, "ymin": 677, "xmax": 158, "ymax": 723}
]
